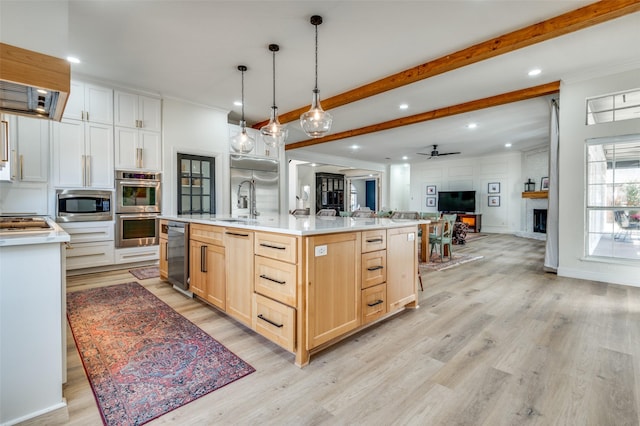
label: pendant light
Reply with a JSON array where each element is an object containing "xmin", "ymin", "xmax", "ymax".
[
  {"xmin": 300, "ymin": 15, "xmax": 332, "ymax": 138},
  {"xmin": 230, "ymin": 65, "xmax": 255, "ymax": 154},
  {"xmin": 260, "ymin": 44, "xmax": 288, "ymax": 148}
]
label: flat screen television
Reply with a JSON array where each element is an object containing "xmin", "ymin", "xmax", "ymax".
[{"xmin": 437, "ymin": 190, "xmax": 476, "ymax": 213}]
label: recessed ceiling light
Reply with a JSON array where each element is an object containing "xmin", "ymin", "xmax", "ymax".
[
  {"xmin": 528, "ymin": 68, "xmax": 541, "ymax": 77},
  {"xmin": 37, "ymin": 89, "xmax": 48, "ymax": 95},
  {"xmin": 399, "ymin": 103, "xmax": 408, "ymax": 110},
  {"xmin": 351, "ymin": 145, "xmax": 359, "ymax": 150},
  {"xmin": 66, "ymin": 56, "xmax": 80, "ymax": 64},
  {"xmin": 466, "ymin": 123, "xmax": 477, "ymax": 129},
  {"xmin": 310, "ymin": 163, "xmax": 317, "ymax": 167},
  {"xmin": 402, "ymin": 156, "xmax": 408, "ymax": 160},
  {"xmin": 505, "ymin": 143, "xmax": 512, "ymax": 148},
  {"xmin": 233, "ymin": 101, "xmax": 242, "ymax": 106}
]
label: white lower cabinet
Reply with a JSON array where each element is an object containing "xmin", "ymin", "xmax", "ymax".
[
  {"xmin": 60, "ymin": 221, "xmax": 114, "ymax": 270},
  {"xmin": 115, "ymin": 246, "xmax": 159, "ymax": 264}
]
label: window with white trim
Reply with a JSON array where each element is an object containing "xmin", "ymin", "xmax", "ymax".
[
  {"xmin": 586, "ymin": 135, "xmax": 640, "ymax": 260},
  {"xmin": 586, "ymin": 88, "xmax": 640, "ymax": 125}
]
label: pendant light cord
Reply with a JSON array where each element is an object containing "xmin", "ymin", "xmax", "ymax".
[
  {"xmin": 272, "ymin": 49, "xmax": 277, "ymax": 109},
  {"xmin": 241, "ymin": 69, "xmax": 245, "ymax": 123},
  {"xmin": 314, "ymin": 23, "xmax": 319, "ymax": 91}
]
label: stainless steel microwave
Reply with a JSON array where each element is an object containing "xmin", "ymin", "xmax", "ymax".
[{"xmin": 56, "ymin": 189, "xmax": 112, "ymax": 222}]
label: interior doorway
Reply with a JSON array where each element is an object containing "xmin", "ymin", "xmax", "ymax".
[{"xmin": 347, "ymin": 176, "xmax": 379, "ymax": 212}]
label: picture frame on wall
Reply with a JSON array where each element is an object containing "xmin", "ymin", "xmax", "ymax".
[
  {"xmin": 541, "ymin": 176, "xmax": 550, "ymax": 190},
  {"xmin": 488, "ymin": 195, "xmax": 500, "ymax": 207},
  {"xmin": 426, "ymin": 185, "xmax": 437, "ymax": 195},
  {"xmin": 488, "ymin": 182, "xmax": 500, "ymax": 194},
  {"xmin": 426, "ymin": 197, "xmax": 436, "ymax": 207}
]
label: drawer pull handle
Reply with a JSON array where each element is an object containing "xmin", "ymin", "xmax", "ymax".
[
  {"xmin": 260, "ymin": 243, "xmax": 286, "ymax": 250},
  {"xmin": 366, "ymin": 238, "xmax": 383, "ymax": 243},
  {"xmin": 367, "ymin": 265, "xmax": 384, "ymax": 271},
  {"xmin": 367, "ymin": 299, "xmax": 384, "ymax": 307},
  {"xmin": 259, "ymin": 274, "xmax": 286, "ymax": 285},
  {"xmin": 257, "ymin": 314, "xmax": 283, "ymax": 328},
  {"xmin": 226, "ymin": 232, "xmax": 249, "ymax": 237},
  {"xmin": 201, "ymin": 245, "xmax": 207, "ymax": 272}
]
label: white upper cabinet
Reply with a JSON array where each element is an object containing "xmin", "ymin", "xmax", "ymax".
[
  {"xmin": 64, "ymin": 81, "xmax": 113, "ymax": 124},
  {"xmin": 14, "ymin": 116, "xmax": 50, "ymax": 182},
  {"xmin": 114, "ymin": 127, "xmax": 161, "ymax": 172},
  {"xmin": 114, "ymin": 91, "xmax": 162, "ymax": 132},
  {"xmin": 52, "ymin": 119, "xmax": 114, "ymax": 189}
]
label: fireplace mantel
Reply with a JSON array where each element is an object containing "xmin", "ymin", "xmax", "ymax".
[{"xmin": 522, "ymin": 191, "xmax": 548, "ymax": 199}]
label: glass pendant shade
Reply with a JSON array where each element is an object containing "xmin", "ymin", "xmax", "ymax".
[
  {"xmin": 300, "ymin": 88, "xmax": 332, "ymax": 138},
  {"xmin": 260, "ymin": 44, "xmax": 287, "ymax": 147},
  {"xmin": 230, "ymin": 65, "xmax": 254, "ymax": 154},
  {"xmin": 261, "ymin": 106, "xmax": 288, "ymax": 147},
  {"xmin": 301, "ymin": 15, "xmax": 332, "ymax": 138},
  {"xmin": 230, "ymin": 120, "xmax": 255, "ymax": 154}
]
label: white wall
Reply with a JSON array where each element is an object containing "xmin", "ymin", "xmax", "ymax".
[
  {"xmin": 161, "ymin": 98, "xmax": 230, "ymax": 216},
  {"xmin": 558, "ymin": 68, "xmax": 640, "ymax": 287},
  {"xmin": 389, "ymin": 164, "xmax": 410, "ymax": 211},
  {"xmin": 409, "ymin": 152, "xmax": 522, "ymax": 233}
]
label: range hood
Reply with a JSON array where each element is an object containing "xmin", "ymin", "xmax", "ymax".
[{"xmin": 0, "ymin": 43, "xmax": 70, "ymax": 121}]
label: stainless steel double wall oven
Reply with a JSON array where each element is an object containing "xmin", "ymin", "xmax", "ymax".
[{"xmin": 114, "ymin": 171, "xmax": 161, "ymax": 248}]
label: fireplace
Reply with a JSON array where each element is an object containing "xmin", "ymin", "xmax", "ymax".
[{"xmin": 534, "ymin": 209, "xmax": 547, "ymax": 234}]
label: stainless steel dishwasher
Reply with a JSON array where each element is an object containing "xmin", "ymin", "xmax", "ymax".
[{"xmin": 167, "ymin": 221, "xmax": 189, "ymax": 292}]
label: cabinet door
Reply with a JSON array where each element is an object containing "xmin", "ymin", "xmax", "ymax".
[
  {"xmin": 64, "ymin": 81, "xmax": 85, "ymax": 121},
  {"xmin": 85, "ymin": 83, "xmax": 113, "ymax": 124},
  {"xmin": 85, "ymin": 122, "xmax": 113, "ymax": 188},
  {"xmin": 139, "ymin": 96, "xmax": 162, "ymax": 132},
  {"xmin": 15, "ymin": 116, "xmax": 49, "ymax": 182},
  {"xmin": 306, "ymin": 232, "xmax": 361, "ymax": 349},
  {"xmin": 189, "ymin": 240, "xmax": 207, "ymax": 298},
  {"xmin": 114, "ymin": 91, "xmax": 138, "ymax": 128},
  {"xmin": 52, "ymin": 119, "xmax": 85, "ymax": 187},
  {"xmin": 114, "ymin": 127, "xmax": 138, "ymax": 169},
  {"xmin": 159, "ymin": 236, "xmax": 168, "ymax": 280},
  {"xmin": 139, "ymin": 131, "xmax": 161, "ymax": 171},
  {"xmin": 224, "ymin": 229, "xmax": 254, "ymax": 327},
  {"xmin": 386, "ymin": 226, "xmax": 418, "ymax": 312},
  {"xmin": 204, "ymin": 244, "xmax": 226, "ymax": 310}
]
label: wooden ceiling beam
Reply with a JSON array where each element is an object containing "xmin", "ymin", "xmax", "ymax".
[
  {"xmin": 254, "ymin": 0, "xmax": 640, "ymax": 130},
  {"xmin": 285, "ymin": 81, "xmax": 560, "ymax": 151}
]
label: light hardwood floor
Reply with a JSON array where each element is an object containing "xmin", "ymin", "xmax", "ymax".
[{"xmin": 48, "ymin": 234, "xmax": 640, "ymax": 425}]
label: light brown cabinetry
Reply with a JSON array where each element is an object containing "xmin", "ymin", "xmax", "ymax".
[
  {"xmin": 361, "ymin": 229, "xmax": 387, "ymax": 325},
  {"xmin": 306, "ymin": 232, "xmax": 361, "ymax": 349},
  {"xmin": 159, "ymin": 220, "xmax": 168, "ymax": 280},
  {"xmin": 224, "ymin": 229, "xmax": 254, "ymax": 327},
  {"xmin": 189, "ymin": 224, "xmax": 226, "ymax": 308},
  {"xmin": 252, "ymin": 232, "xmax": 299, "ymax": 353},
  {"xmin": 386, "ymin": 226, "xmax": 418, "ymax": 312}
]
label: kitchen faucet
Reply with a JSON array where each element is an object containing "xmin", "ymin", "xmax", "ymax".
[{"xmin": 237, "ymin": 179, "xmax": 258, "ymax": 218}]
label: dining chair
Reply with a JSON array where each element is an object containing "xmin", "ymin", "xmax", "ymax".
[
  {"xmin": 317, "ymin": 208, "xmax": 337, "ymax": 216},
  {"xmin": 390, "ymin": 211, "xmax": 420, "ymax": 220},
  {"xmin": 614, "ymin": 210, "xmax": 639, "ymax": 241},
  {"xmin": 289, "ymin": 209, "xmax": 309, "ymax": 217},
  {"xmin": 352, "ymin": 209, "xmax": 375, "ymax": 218},
  {"xmin": 430, "ymin": 214, "xmax": 455, "ymax": 261}
]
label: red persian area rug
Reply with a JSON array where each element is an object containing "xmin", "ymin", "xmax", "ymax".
[
  {"xmin": 129, "ymin": 266, "xmax": 160, "ymax": 280},
  {"xmin": 67, "ymin": 282, "xmax": 255, "ymax": 426}
]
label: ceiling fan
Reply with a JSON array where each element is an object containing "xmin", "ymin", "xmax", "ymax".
[{"xmin": 417, "ymin": 144, "xmax": 461, "ymax": 159}]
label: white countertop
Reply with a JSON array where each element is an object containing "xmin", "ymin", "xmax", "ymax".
[
  {"xmin": 160, "ymin": 214, "xmax": 427, "ymax": 236},
  {"xmin": 0, "ymin": 217, "xmax": 70, "ymax": 247}
]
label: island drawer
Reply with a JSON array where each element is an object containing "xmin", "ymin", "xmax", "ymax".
[
  {"xmin": 253, "ymin": 294, "xmax": 295, "ymax": 353},
  {"xmin": 190, "ymin": 223, "xmax": 224, "ymax": 246},
  {"xmin": 255, "ymin": 256, "xmax": 297, "ymax": 307},
  {"xmin": 362, "ymin": 283, "xmax": 387, "ymax": 324},
  {"xmin": 361, "ymin": 249, "xmax": 386, "ymax": 289},
  {"xmin": 362, "ymin": 229, "xmax": 386, "ymax": 253},
  {"xmin": 255, "ymin": 232, "xmax": 297, "ymax": 263}
]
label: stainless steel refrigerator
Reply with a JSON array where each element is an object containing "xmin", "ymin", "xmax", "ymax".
[{"xmin": 230, "ymin": 155, "xmax": 279, "ymax": 217}]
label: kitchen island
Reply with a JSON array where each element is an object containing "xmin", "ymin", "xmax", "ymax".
[
  {"xmin": 0, "ymin": 218, "xmax": 70, "ymax": 425},
  {"xmin": 159, "ymin": 214, "xmax": 423, "ymax": 366}
]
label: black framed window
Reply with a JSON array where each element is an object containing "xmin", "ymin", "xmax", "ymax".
[{"xmin": 177, "ymin": 153, "xmax": 215, "ymax": 214}]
